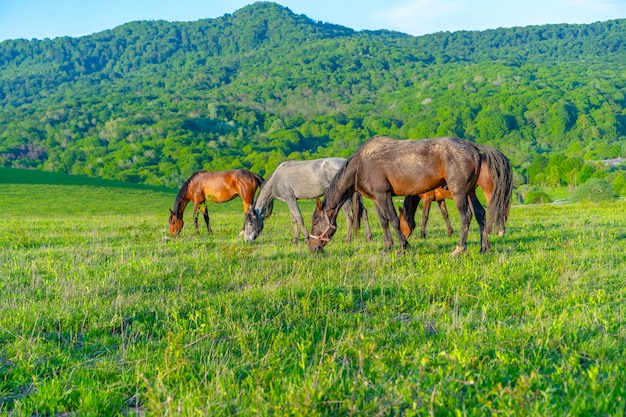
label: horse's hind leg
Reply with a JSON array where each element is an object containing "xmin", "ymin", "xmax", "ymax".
[
  {"xmin": 437, "ymin": 200, "xmax": 454, "ymax": 237},
  {"xmin": 193, "ymin": 206, "xmax": 201, "ymax": 234},
  {"xmin": 201, "ymin": 205, "xmax": 212, "ymax": 234},
  {"xmin": 469, "ymin": 192, "xmax": 489, "ymax": 253}
]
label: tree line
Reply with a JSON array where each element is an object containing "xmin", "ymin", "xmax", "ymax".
[{"xmin": 1, "ymin": 2, "xmax": 625, "ymax": 196}]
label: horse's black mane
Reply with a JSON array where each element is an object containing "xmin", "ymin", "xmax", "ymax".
[
  {"xmin": 173, "ymin": 172, "xmax": 202, "ymax": 214},
  {"xmin": 322, "ymin": 154, "xmax": 356, "ymax": 209},
  {"xmin": 323, "ymin": 136, "xmax": 386, "ymax": 205}
]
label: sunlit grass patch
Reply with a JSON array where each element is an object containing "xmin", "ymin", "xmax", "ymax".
[{"xmin": 1, "ymin": 176, "xmax": 625, "ymax": 416}]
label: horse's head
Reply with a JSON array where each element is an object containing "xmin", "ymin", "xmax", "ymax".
[
  {"xmin": 308, "ymin": 198, "xmax": 337, "ymax": 253},
  {"xmin": 398, "ymin": 206, "xmax": 413, "ymax": 239},
  {"xmin": 243, "ymin": 207, "xmax": 264, "ymax": 242},
  {"xmin": 168, "ymin": 209, "xmax": 184, "ymax": 236}
]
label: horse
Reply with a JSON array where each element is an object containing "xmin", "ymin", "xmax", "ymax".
[
  {"xmin": 400, "ymin": 187, "xmax": 456, "ymax": 239},
  {"xmin": 243, "ymin": 158, "xmax": 372, "ymax": 244},
  {"xmin": 168, "ymin": 169, "xmax": 264, "ymax": 237},
  {"xmin": 398, "ymin": 157, "xmax": 510, "ymax": 239},
  {"xmin": 308, "ymin": 136, "xmax": 513, "ymax": 256}
]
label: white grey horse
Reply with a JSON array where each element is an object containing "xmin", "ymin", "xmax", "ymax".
[{"xmin": 244, "ymin": 158, "xmax": 372, "ymax": 243}]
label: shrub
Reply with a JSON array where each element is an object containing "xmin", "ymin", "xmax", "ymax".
[
  {"xmin": 524, "ymin": 190, "xmax": 552, "ymax": 204},
  {"xmin": 572, "ymin": 178, "xmax": 618, "ymax": 202}
]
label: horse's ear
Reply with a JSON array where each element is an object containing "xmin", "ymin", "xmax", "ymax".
[
  {"xmin": 398, "ymin": 207, "xmax": 404, "ymax": 216},
  {"xmin": 169, "ymin": 209, "xmax": 174, "ymax": 216},
  {"xmin": 315, "ymin": 197, "xmax": 323, "ymax": 210}
]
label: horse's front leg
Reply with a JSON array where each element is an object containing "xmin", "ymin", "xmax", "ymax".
[
  {"xmin": 374, "ymin": 194, "xmax": 408, "ymax": 252},
  {"xmin": 451, "ymin": 194, "xmax": 473, "ymax": 256},
  {"xmin": 420, "ymin": 198, "xmax": 432, "ymax": 239},
  {"xmin": 286, "ymin": 199, "xmax": 306, "ymax": 243},
  {"xmin": 373, "ymin": 205, "xmax": 393, "ymax": 251}
]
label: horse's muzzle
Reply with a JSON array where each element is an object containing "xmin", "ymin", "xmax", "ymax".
[{"xmin": 308, "ymin": 240, "xmax": 324, "ymax": 253}]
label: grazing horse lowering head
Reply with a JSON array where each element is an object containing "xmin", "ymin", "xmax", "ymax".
[
  {"xmin": 309, "ymin": 198, "xmax": 338, "ymax": 253},
  {"xmin": 243, "ymin": 208, "xmax": 264, "ymax": 242},
  {"xmin": 307, "ymin": 136, "xmax": 512, "ymax": 256},
  {"xmin": 169, "ymin": 209, "xmax": 184, "ymax": 236},
  {"xmin": 167, "ymin": 169, "xmax": 264, "ymax": 238},
  {"xmin": 397, "ymin": 206, "xmax": 413, "ymax": 239}
]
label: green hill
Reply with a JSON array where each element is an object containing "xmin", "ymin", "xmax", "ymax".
[{"xmin": 1, "ymin": 2, "xmax": 625, "ymax": 188}]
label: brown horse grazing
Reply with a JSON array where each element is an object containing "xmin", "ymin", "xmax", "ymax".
[
  {"xmin": 308, "ymin": 136, "xmax": 512, "ymax": 256},
  {"xmin": 168, "ymin": 169, "xmax": 264, "ymax": 237},
  {"xmin": 398, "ymin": 157, "xmax": 511, "ymax": 239},
  {"xmin": 400, "ymin": 187, "xmax": 456, "ymax": 239}
]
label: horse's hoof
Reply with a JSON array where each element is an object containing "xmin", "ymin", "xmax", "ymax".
[
  {"xmin": 450, "ymin": 246, "xmax": 465, "ymax": 257},
  {"xmin": 291, "ymin": 238, "xmax": 299, "ymax": 244}
]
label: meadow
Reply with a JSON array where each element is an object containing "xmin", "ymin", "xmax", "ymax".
[{"xmin": 1, "ymin": 168, "xmax": 625, "ymax": 416}]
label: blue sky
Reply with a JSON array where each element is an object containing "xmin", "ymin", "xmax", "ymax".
[{"xmin": 1, "ymin": 0, "xmax": 625, "ymax": 42}]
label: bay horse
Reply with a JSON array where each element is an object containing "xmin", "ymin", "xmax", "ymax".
[
  {"xmin": 400, "ymin": 187, "xmax": 456, "ymax": 239},
  {"xmin": 168, "ymin": 169, "xmax": 264, "ymax": 237},
  {"xmin": 243, "ymin": 158, "xmax": 372, "ymax": 244},
  {"xmin": 398, "ymin": 157, "xmax": 510, "ymax": 239},
  {"xmin": 308, "ymin": 136, "xmax": 512, "ymax": 256}
]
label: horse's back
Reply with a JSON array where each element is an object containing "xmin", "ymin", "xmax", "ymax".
[
  {"xmin": 276, "ymin": 158, "xmax": 345, "ymax": 174},
  {"xmin": 354, "ymin": 136, "xmax": 480, "ymax": 196},
  {"xmin": 271, "ymin": 158, "xmax": 346, "ymax": 199},
  {"xmin": 188, "ymin": 170, "xmax": 258, "ymax": 202}
]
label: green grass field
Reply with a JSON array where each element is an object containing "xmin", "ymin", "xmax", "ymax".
[{"xmin": 1, "ymin": 168, "xmax": 625, "ymax": 416}]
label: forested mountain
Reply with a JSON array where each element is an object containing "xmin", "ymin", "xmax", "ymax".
[{"xmin": 1, "ymin": 2, "xmax": 625, "ymax": 189}]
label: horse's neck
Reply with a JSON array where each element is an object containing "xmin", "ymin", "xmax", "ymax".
[
  {"xmin": 174, "ymin": 196, "xmax": 189, "ymax": 217},
  {"xmin": 254, "ymin": 183, "xmax": 275, "ymax": 216},
  {"xmin": 324, "ymin": 162, "xmax": 357, "ymax": 217}
]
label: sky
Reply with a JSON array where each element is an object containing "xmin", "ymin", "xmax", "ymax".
[{"xmin": 1, "ymin": 0, "xmax": 626, "ymax": 42}]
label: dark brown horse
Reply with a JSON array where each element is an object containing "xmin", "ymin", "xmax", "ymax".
[
  {"xmin": 168, "ymin": 169, "xmax": 264, "ymax": 236},
  {"xmin": 398, "ymin": 157, "xmax": 510, "ymax": 239},
  {"xmin": 308, "ymin": 136, "xmax": 512, "ymax": 256}
]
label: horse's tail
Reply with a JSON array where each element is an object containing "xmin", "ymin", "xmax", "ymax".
[{"xmin": 474, "ymin": 144, "xmax": 513, "ymax": 234}]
